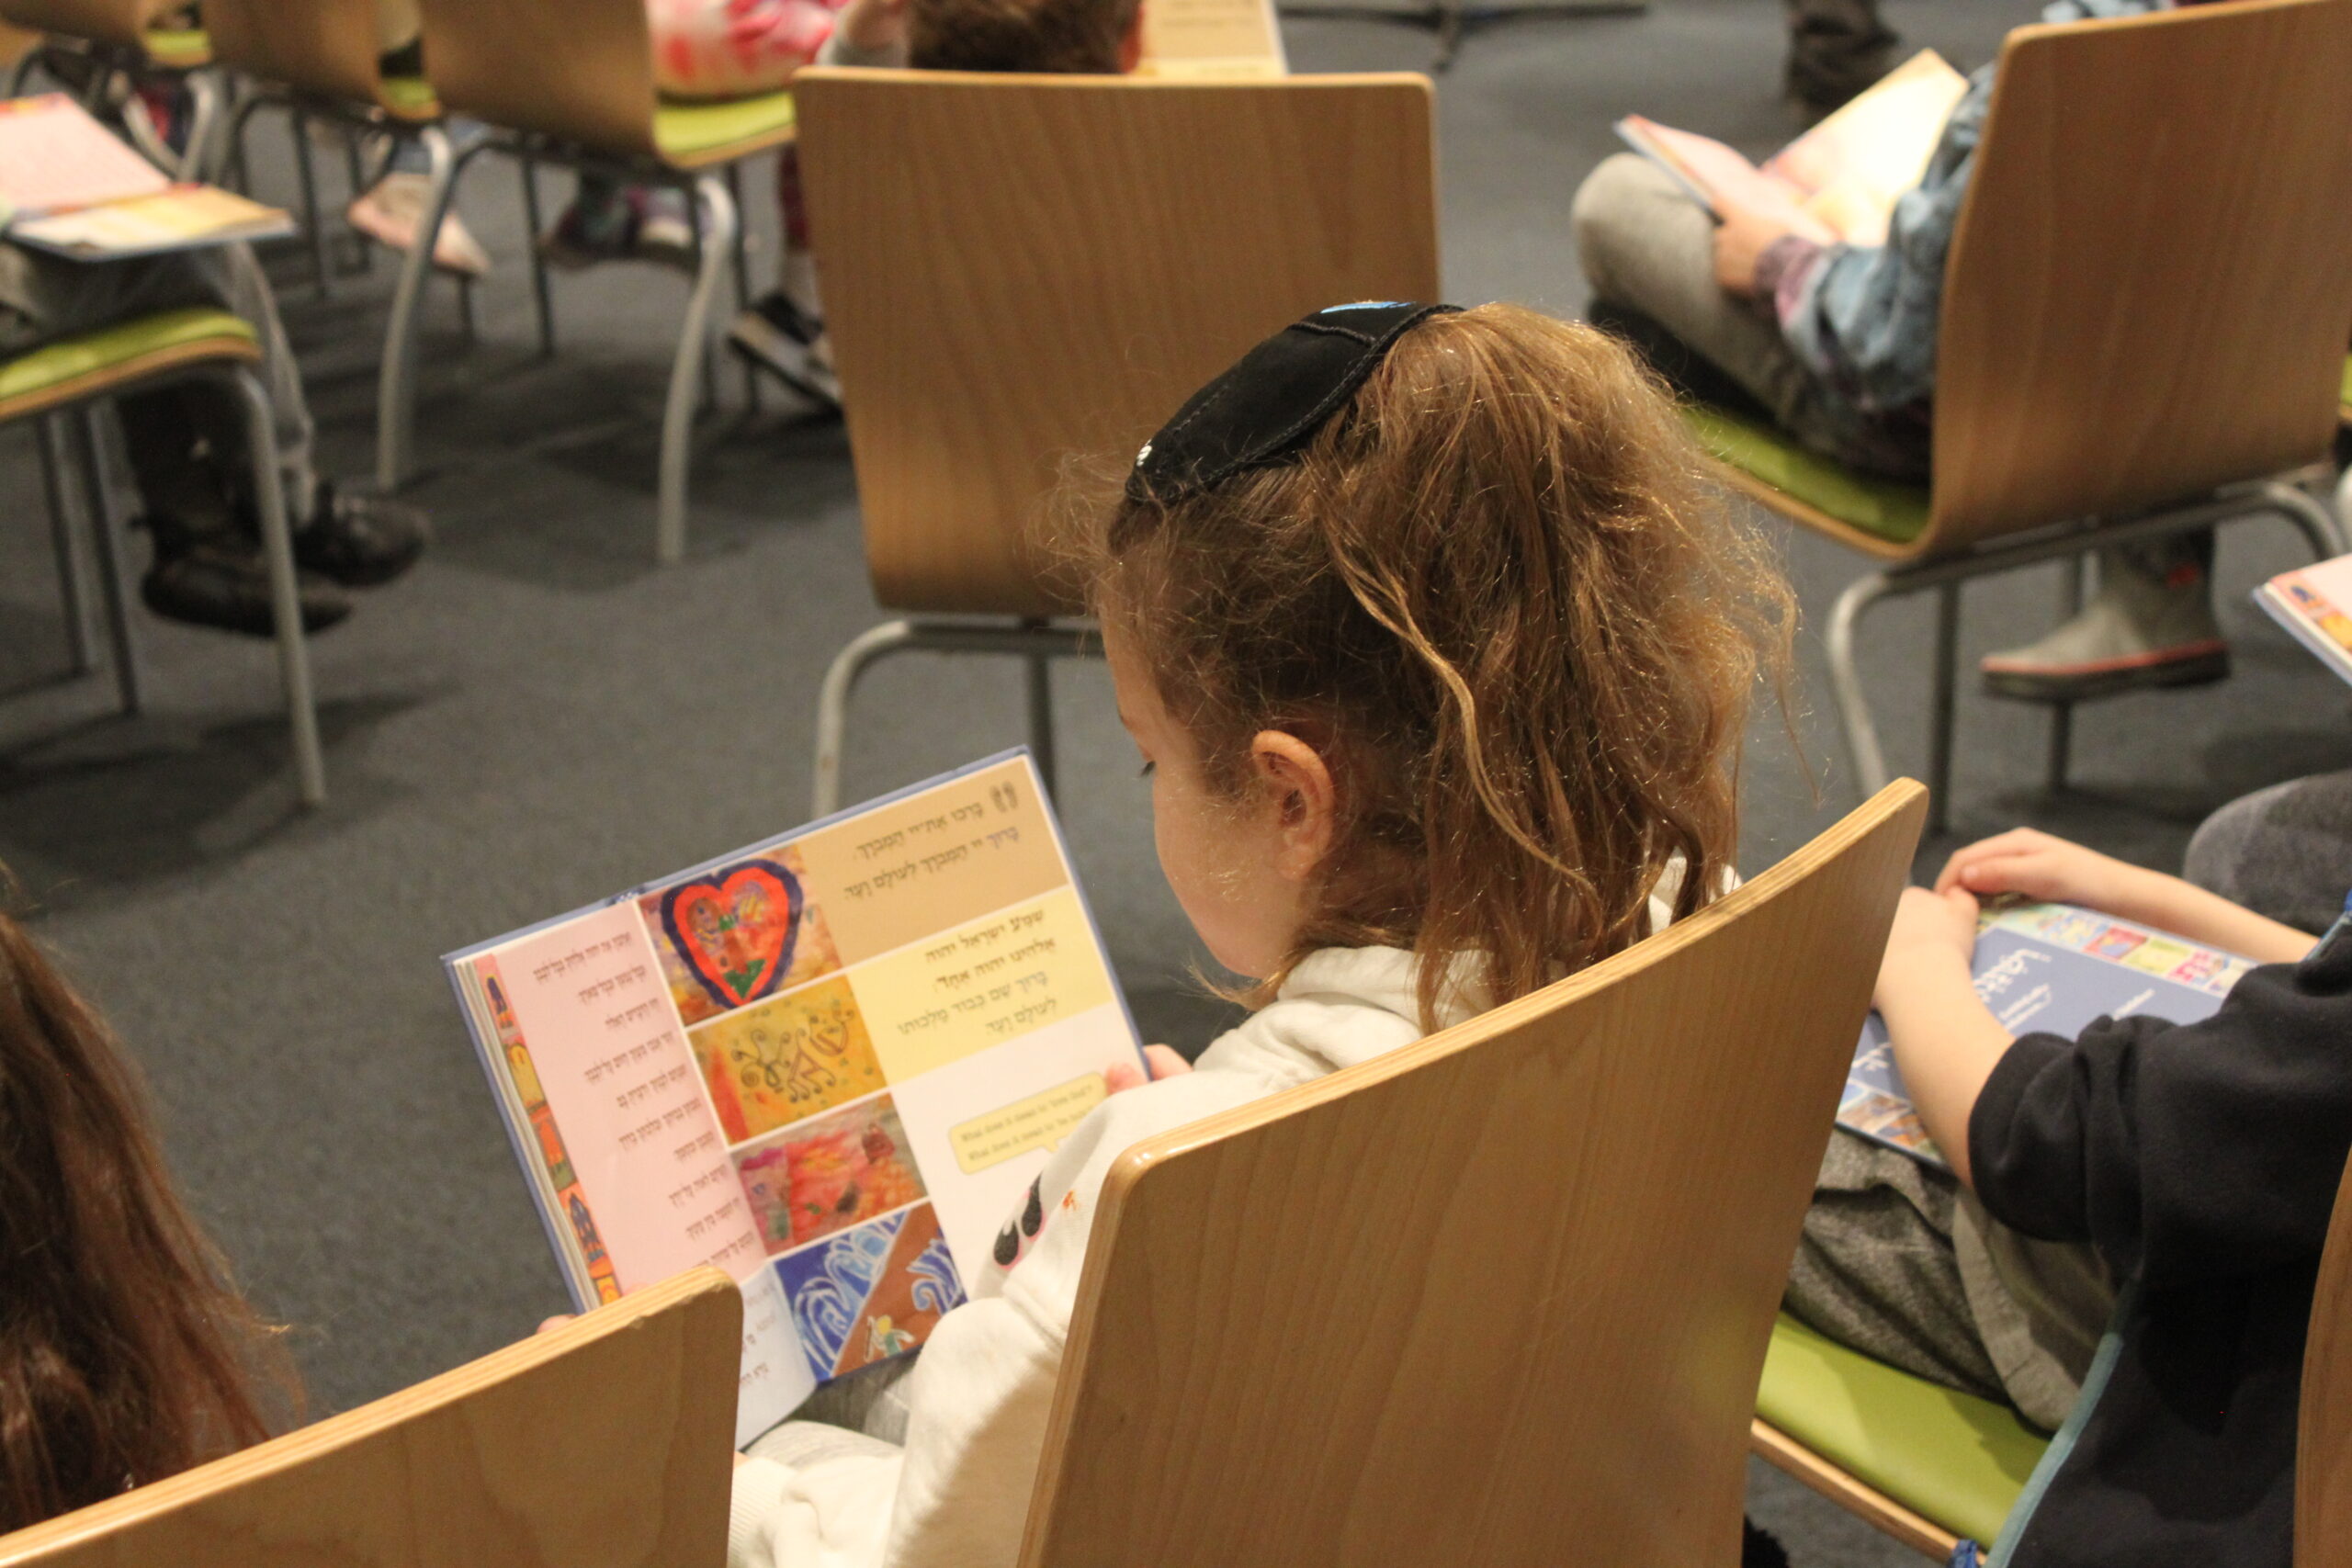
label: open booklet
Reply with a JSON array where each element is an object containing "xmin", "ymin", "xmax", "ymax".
[
  {"xmin": 445, "ymin": 750, "xmax": 1146, "ymax": 1447},
  {"xmin": 1136, "ymin": 0, "xmax": 1287, "ymax": 79},
  {"xmin": 1840, "ymin": 900, "xmax": 2255, "ymax": 1169},
  {"xmin": 2256, "ymin": 552, "xmax": 2352, "ymax": 689},
  {"xmin": 1616, "ymin": 50, "xmax": 1968, "ymax": 248},
  {"xmin": 0, "ymin": 94, "xmax": 291, "ymax": 258}
]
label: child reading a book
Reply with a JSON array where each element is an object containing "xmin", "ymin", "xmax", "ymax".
[
  {"xmin": 0, "ymin": 876, "xmax": 297, "ymax": 1531},
  {"xmin": 724, "ymin": 301, "xmax": 1792, "ymax": 1567},
  {"xmin": 1824, "ymin": 825, "xmax": 2346, "ymax": 1564},
  {"xmin": 1572, "ymin": 0, "xmax": 2234, "ymax": 708}
]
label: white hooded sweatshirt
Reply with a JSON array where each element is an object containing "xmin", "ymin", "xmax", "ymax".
[{"xmin": 727, "ymin": 893, "xmax": 1679, "ymax": 1568}]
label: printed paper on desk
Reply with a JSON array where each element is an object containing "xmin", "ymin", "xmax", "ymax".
[{"xmin": 446, "ymin": 750, "xmax": 1146, "ymax": 1440}]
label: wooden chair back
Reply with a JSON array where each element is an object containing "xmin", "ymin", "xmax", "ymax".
[
  {"xmin": 1927, "ymin": 0, "xmax": 2352, "ymax": 554},
  {"xmin": 793, "ymin": 69, "xmax": 1441, "ymax": 617},
  {"xmin": 202, "ymin": 0, "xmax": 385, "ymax": 107},
  {"xmin": 2299, "ymin": 1146, "xmax": 2352, "ymax": 1565},
  {"xmin": 413, "ymin": 0, "xmax": 659, "ymax": 156},
  {"xmin": 0, "ymin": 1268, "xmax": 740, "ymax": 1568},
  {"xmin": 0, "ymin": 0, "xmax": 167, "ymax": 50},
  {"xmin": 1020, "ymin": 783, "xmax": 1930, "ymax": 1568}
]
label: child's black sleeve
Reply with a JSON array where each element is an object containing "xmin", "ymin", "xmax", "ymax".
[{"xmin": 1966, "ymin": 928, "xmax": 2352, "ymax": 1290}]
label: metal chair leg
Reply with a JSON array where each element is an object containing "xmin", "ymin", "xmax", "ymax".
[
  {"xmin": 814, "ymin": 620, "xmax": 922, "ymax": 818},
  {"xmin": 223, "ymin": 85, "xmax": 264, "ymax": 192},
  {"xmin": 659, "ymin": 172, "xmax": 736, "ymax": 565},
  {"xmin": 290, "ymin": 109, "xmax": 333, "ymax": 300},
  {"xmin": 1824, "ymin": 570, "xmax": 1897, "ymax": 802},
  {"xmin": 724, "ymin": 160, "xmax": 759, "ymax": 412},
  {"xmin": 223, "ymin": 367, "xmax": 325, "ymax": 807},
  {"xmin": 2260, "ymin": 478, "xmax": 2351, "ymax": 560},
  {"xmin": 518, "ymin": 156, "xmax": 557, "ymax": 356},
  {"xmin": 38, "ymin": 416, "xmax": 96, "ymax": 673},
  {"xmin": 180, "ymin": 68, "xmax": 222, "ymax": 178},
  {"xmin": 1927, "ymin": 582, "xmax": 1959, "ymax": 836},
  {"xmin": 2047, "ymin": 556, "xmax": 2085, "ymax": 795},
  {"xmin": 1024, "ymin": 642, "xmax": 1057, "ymax": 804},
  {"xmin": 377, "ymin": 124, "xmax": 462, "ymax": 491},
  {"xmin": 74, "ymin": 408, "xmax": 141, "ymax": 715}
]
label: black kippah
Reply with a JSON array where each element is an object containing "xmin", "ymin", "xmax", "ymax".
[{"xmin": 1127, "ymin": 300, "xmax": 1462, "ymax": 504}]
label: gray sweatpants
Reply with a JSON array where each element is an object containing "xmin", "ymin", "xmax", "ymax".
[
  {"xmin": 2185, "ymin": 769, "xmax": 2352, "ymax": 936},
  {"xmin": 0, "ymin": 241, "xmax": 316, "ymax": 514},
  {"xmin": 1787, "ymin": 1130, "xmax": 2115, "ymax": 1432},
  {"xmin": 1569, "ymin": 152, "xmax": 1852, "ymax": 462}
]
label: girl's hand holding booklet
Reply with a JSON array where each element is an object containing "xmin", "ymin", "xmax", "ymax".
[
  {"xmin": 1616, "ymin": 50, "xmax": 1968, "ymax": 248},
  {"xmin": 0, "ymin": 94, "xmax": 291, "ymax": 259},
  {"xmin": 1841, "ymin": 898, "xmax": 2254, "ymax": 1168},
  {"xmin": 445, "ymin": 751, "xmax": 1147, "ymax": 1446}
]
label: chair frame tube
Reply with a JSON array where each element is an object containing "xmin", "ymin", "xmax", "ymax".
[
  {"xmin": 812, "ymin": 619, "xmax": 1093, "ymax": 818},
  {"xmin": 1826, "ymin": 478, "xmax": 2345, "ymax": 832}
]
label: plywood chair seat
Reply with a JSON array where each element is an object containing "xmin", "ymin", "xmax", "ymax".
[
  {"xmin": 0, "ymin": 307, "xmax": 254, "ymax": 423},
  {"xmin": 1684, "ymin": 405, "xmax": 1929, "ymax": 553},
  {"xmin": 653, "ymin": 89, "xmax": 796, "ymax": 165},
  {"xmin": 1753, "ymin": 1313, "xmax": 2049, "ymax": 1558}
]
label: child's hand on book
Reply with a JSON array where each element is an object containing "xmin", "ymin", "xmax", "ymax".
[
  {"xmin": 1934, "ymin": 828, "xmax": 2139, "ymax": 915},
  {"xmin": 1875, "ymin": 885, "xmax": 1978, "ymax": 1005},
  {"xmin": 1104, "ymin": 1044, "xmax": 1190, "ymax": 1095},
  {"xmin": 1711, "ymin": 186, "xmax": 1835, "ymax": 297}
]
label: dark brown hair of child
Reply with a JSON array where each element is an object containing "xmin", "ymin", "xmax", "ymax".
[
  {"xmin": 1082, "ymin": 303, "xmax": 1795, "ymax": 1028},
  {"xmin": 0, "ymin": 884, "xmax": 296, "ymax": 1532},
  {"xmin": 909, "ymin": 0, "xmax": 1141, "ymax": 73}
]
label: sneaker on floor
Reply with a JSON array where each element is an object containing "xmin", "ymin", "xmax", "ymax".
[
  {"xmin": 288, "ymin": 483, "xmax": 430, "ymax": 589},
  {"xmin": 347, "ymin": 172, "xmax": 492, "ymax": 277},
  {"xmin": 540, "ymin": 185, "xmax": 695, "ymax": 272},
  {"xmin": 141, "ymin": 537, "xmax": 351, "ymax": 637},
  {"xmin": 1981, "ymin": 553, "xmax": 2229, "ymax": 703},
  {"xmin": 728, "ymin": 290, "xmax": 842, "ymax": 408}
]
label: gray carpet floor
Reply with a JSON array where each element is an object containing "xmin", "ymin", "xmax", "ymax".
[{"xmin": 6, "ymin": 1, "xmax": 2348, "ymax": 1560}]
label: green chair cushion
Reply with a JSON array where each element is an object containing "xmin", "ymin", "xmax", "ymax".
[
  {"xmin": 0, "ymin": 307, "xmax": 255, "ymax": 409},
  {"xmin": 143, "ymin": 26, "xmax": 209, "ymax": 65},
  {"xmin": 654, "ymin": 90, "xmax": 796, "ymax": 160},
  {"xmin": 379, "ymin": 74, "xmax": 440, "ymax": 117},
  {"xmin": 1683, "ymin": 405, "xmax": 1932, "ymax": 545},
  {"xmin": 1758, "ymin": 1314, "xmax": 2050, "ymax": 1547},
  {"xmin": 2338, "ymin": 353, "xmax": 2351, "ymax": 417}
]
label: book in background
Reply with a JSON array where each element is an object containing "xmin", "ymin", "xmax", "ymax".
[
  {"xmin": 1136, "ymin": 0, "xmax": 1287, "ymax": 79},
  {"xmin": 1615, "ymin": 50, "xmax": 1968, "ymax": 248},
  {"xmin": 0, "ymin": 93, "xmax": 291, "ymax": 258},
  {"xmin": 1841, "ymin": 900, "xmax": 2255, "ymax": 1169},
  {"xmin": 445, "ymin": 750, "xmax": 1146, "ymax": 1447},
  {"xmin": 2256, "ymin": 552, "xmax": 2352, "ymax": 688}
]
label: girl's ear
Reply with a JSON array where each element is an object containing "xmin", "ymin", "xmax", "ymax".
[{"xmin": 1249, "ymin": 729, "xmax": 1337, "ymax": 885}]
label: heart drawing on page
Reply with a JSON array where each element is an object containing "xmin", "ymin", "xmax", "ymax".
[{"xmin": 659, "ymin": 860, "xmax": 803, "ymax": 1014}]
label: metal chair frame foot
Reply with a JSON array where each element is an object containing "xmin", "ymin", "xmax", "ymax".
[{"xmin": 812, "ymin": 619, "xmax": 1096, "ymax": 818}]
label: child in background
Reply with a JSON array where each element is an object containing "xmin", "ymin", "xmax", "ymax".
[
  {"xmin": 725, "ymin": 0, "xmax": 1148, "ymax": 407},
  {"xmin": 1850, "ymin": 827, "xmax": 2345, "ymax": 1565},
  {"xmin": 0, "ymin": 880, "xmax": 297, "ymax": 1532},
  {"xmin": 726, "ymin": 300, "xmax": 1794, "ymax": 1566}
]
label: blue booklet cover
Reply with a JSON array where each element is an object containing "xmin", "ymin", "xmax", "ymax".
[{"xmin": 1841, "ymin": 902, "xmax": 2255, "ymax": 1168}]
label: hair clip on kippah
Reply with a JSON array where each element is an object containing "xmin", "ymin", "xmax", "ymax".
[{"xmin": 1127, "ymin": 300, "xmax": 1462, "ymax": 504}]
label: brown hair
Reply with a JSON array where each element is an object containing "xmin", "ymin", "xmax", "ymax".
[
  {"xmin": 0, "ymin": 885, "xmax": 295, "ymax": 1532},
  {"xmin": 909, "ymin": 0, "xmax": 1141, "ymax": 73},
  {"xmin": 1082, "ymin": 303, "xmax": 1793, "ymax": 1027}
]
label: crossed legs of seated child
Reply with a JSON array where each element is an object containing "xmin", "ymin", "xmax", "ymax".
[{"xmin": 0, "ymin": 242, "xmax": 425, "ymax": 636}]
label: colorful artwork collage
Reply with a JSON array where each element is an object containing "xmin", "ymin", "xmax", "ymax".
[
  {"xmin": 638, "ymin": 841, "xmax": 965, "ymax": 1381},
  {"xmin": 475, "ymin": 955, "xmax": 621, "ymax": 1305},
  {"xmin": 1989, "ymin": 903, "xmax": 2255, "ymax": 997}
]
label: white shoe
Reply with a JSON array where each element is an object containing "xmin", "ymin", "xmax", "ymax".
[{"xmin": 347, "ymin": 172, "xmax": 492, "ymax": 278}]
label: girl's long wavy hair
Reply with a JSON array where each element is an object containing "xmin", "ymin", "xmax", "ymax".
[
  {"xmin": 1080, "ymin": 303, "xmax": 1795, "ymax": 1027},
  {"xmin": 0, "ymin": 886, "xmax": 295, "ymax": 1532}
]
